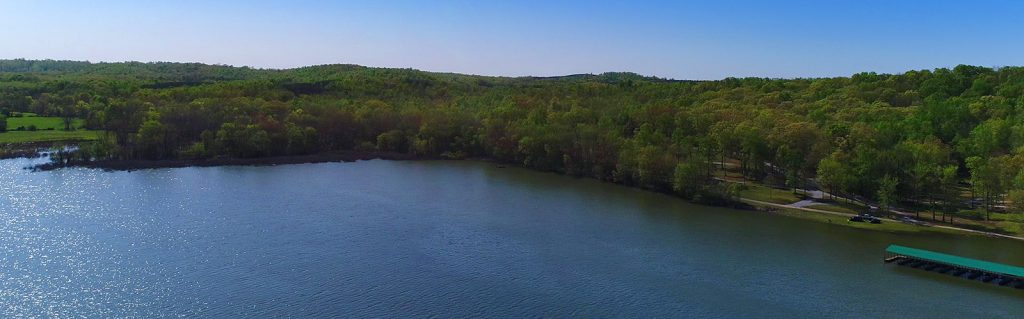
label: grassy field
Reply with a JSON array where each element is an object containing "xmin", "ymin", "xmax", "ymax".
[
  {"xmin": 771, "ymin": 206, "xmax": 971, "ymax": 236},
  {"xmin": 807, "ymin": 203, "xmax": 862, "ymax": 215},
  {"xmin": 2, "ymin": 116, "xmax": 99, "ymax": 144},
  {"xmin": 727, "ymin": 175, "xmax": 1023, "ymax": 237},
  {"xmin": 0, "ymin": 130, "xmax": 102, "ymax": 144},
  {"xmin": 7, "ymin": 116, "xmax": 85, "ymax": 131},
  {"xmin": 925, "ymin": 210, "xmax": 1024, "ymax": 236},
  {"xmin": 738, "ymin": 183, "xmax": 801, "ymax": 204}
]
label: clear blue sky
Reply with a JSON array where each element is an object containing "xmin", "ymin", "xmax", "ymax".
[{"xmin": 1, "ymin": 0, "xmax": 1022, "ymax": 79}]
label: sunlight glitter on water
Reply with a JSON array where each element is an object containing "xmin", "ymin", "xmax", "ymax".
[{"xmin": 0, "ymin": 158, "xmax": 1021, "ymax": 317}]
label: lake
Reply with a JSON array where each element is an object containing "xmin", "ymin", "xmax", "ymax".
[{"xmin": 1, "ymin": 158, "xmax": 1022, "ymax": 317}]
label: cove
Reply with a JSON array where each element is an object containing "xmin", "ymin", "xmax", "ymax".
[{"xmin": 0, "ymin": 158, "xmax": 1022, "ymax": 317}]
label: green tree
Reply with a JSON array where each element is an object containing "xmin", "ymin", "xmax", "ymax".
[
  {"xmin": 636, "ymin": 145, "xmax": 675, "ymax": 191},
  {"xmin": 816, "ymin": 155, "xmax": 849, "ymax": 200},
  {"xmin": 376, "ymin": 129, "xmax": 407, "ymax": 153},
  {"xmin": 136, "ymin": 119, "xmax": 168, "ymax": 159},
  {"xmin": 877, "ymin": 174, "xmax": 899, "ymax": 217},
  {"xmin": 673, "ymin": 161, "xmax": 705, "ymax": 199},
  {"xmin": 287, "ymin": 125, "xmax": 318, "ymax": 155},
  {"xmin": 1006, "ymin": 189, "xmax": 1024, "ymax": 214},
  {"xmin": 936, "ymin": 165, "xmax": 960, "ymax": 223},
  {"xmin": 966, "ymin": 156, "xmax": 1009, "ymax": 219}
]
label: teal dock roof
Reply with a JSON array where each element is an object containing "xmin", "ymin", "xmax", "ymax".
[{"xmin": 887, "ymin": 244, "xmax": 1024, "ymax": 278}]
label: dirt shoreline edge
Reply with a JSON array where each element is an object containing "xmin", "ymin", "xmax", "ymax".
[{"xmin": 32, "ymin": 151, "xmax": 434, "ymax": 171}]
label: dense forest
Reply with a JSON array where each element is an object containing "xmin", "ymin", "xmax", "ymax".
[{"xmin": 4, "ymin": 59, "xmax": 1024, "ymax": 221}]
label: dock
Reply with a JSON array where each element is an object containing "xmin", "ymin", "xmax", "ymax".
[{"xmin": 884, "ymin": 244, "xmax": 1024, "ymax": 289}]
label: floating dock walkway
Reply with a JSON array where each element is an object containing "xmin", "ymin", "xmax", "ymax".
[{"xmin": 884, "ymin": 244, "xmax": 1024, "ymax": 288}]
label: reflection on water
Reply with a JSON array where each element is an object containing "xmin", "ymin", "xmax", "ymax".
[{"xmin": 0, "ymin": 158, "xmax": 1021, "ymax": 317}]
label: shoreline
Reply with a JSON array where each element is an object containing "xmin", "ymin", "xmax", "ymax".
[
  {"xmin": 740, "ymin": 198, "xmax": 1024, "ymax": 241},
  {"xmin": 32, "ymin": 150, "xmax": 434, "ymax": 171},
  {"xmin": 0, "ymin": 140, "xmax": 74, "ymax": 159},
  {"xmin": 20, "ymin": 150, "xmax": 1024, "ymax": 241}
]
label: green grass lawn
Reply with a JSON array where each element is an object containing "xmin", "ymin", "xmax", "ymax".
[
  {"xmin": 993, "ymin": 221, "xmax": 1024, "ymax": 236},
  {"xmin": 938, "ymin": 211, "xmax": 1024, "ymax": 236},
  {"xmin": 0, "ymin": 130, "xmax": 102, "ymax": 144},
  {"xmin": 807, "ymin": 203, "xmax": 861, "ymax": 214},
  {"xmin": 7, "ymin": 116, "xmax": 85, "ymax": 131},
  {"xmin": 771, "ymin": 206, "xmax": 972, "ymax": 236},
  {"xmin": 1, "ymin": 116, "xmax": 99, "ymax": 144},
  {"xmin": 738, "ymin": 183, "xmax": 801, "ymax": 204},
  {"xmin": 990, "ymin": 211, "xmax": 1024, "ymax": 223},
  {"xmin": 720, "ymin": 159, "xmax": 1024, "ymax": 237}
]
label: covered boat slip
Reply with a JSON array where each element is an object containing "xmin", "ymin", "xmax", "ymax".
[{"xmin": 884, "ymin": 244, "xmax": 1024, "ymax": 288}]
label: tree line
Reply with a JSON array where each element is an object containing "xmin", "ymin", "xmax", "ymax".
[{"xmin": 4, "ymin": 60, "xmax": 1024, "ymax": 217}]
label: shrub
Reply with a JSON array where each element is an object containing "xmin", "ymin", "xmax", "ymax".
[
  {"xmin": 355, "ymin": 141, "xmax": 377, "ymax": 152},
  {"xmin": 180, "ymin": 142, "xmax": 209, "ymax": 160}
]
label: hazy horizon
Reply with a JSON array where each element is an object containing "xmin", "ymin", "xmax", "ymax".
[
  {"xmin": 2, "ymin": 57, "xmax": 1015, "ymax": 82},
  {"xmin": 2, "ymin": 0, "xmax": 1023, "ymax": 80}
]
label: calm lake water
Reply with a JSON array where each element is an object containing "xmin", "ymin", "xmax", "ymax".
[{"xmin": 0, "ymin": 158, "xmax": 1022, "ymax": 317}]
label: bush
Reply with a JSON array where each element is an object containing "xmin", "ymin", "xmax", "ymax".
[
  {"xmin": 376, "ymin": 130, "xmax": 407, "ymax": 152},
  {"xmin": 180, "ymin": 142, "xmax": 209, "ymax": 160},
  {"xmin": 27, "ymin": 124, "xmax": 37, "ymax": 131},
  {"xmin": 355, "ymin": 141, "xmax": 377, "ymax": 152}
]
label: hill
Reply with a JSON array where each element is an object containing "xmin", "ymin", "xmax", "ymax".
[{"xmin": 4, "ymin": 59, "xmax": 1024, "ymax": 234}]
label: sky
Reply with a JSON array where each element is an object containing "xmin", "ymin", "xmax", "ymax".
[{"xmin": 1, "ymin": 0, "xmax": 1022, "ymax": 80}]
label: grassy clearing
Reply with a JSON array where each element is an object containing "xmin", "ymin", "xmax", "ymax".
[
  {"xmin": 0, "ymin": 130, "xmax": 102, "ymax": 144},
  {"xmin": 721, "ymin": 163, "xmax": 1024, "ymax": 237},
  {"xmin": 789, "ymin": 202, "xmax": 1024, "ymax": 237},
  {"xmin": 772, "ymin": 206, "xmax": 971, "ymax": 236},
  {"xmin": 738, "ymin": 183, "xmax": 800, "ymax": 204},
  {"xmin": 7, "ymin": 116, "xmax": 85, "ymax": 131},
  {"xmin": 1, "ymin": 116, "xmax": 98, "ymax": 144},
  {"xmin": 809, "ymin": 198, "xmax": 869, "ymax": 212},
  {"xmin": 715, "ymin": 157, "xmax": 1024, "ymax": 237},
  {"xmin": 930, "ymin": 211, "xmax": 1024, "ymax": 236},
  {"xmin": 994, "ymin": 221, "xmax": 1024, "ymax": 235},
  {"xmin": 990, "ymin": 211, "xmax": 1024, "ymax": 223},
  {"xmin": 807, "ymin": 203, "xmax": 861, "ymax": 215}
]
